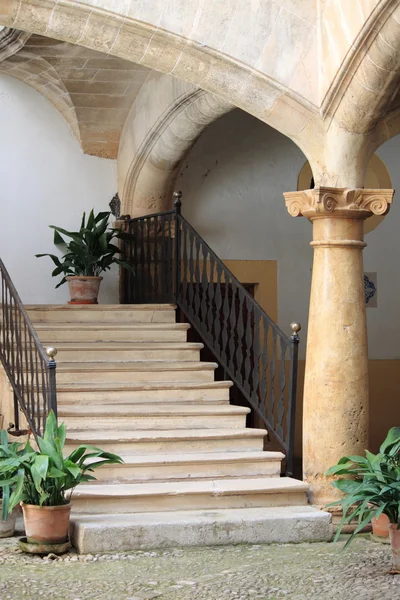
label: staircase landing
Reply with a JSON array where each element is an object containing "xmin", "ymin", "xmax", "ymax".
[{"xmin": 27, "ymin": 304, "xmax": 332, "ymax": 552}]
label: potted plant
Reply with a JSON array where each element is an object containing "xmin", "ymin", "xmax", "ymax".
[
  {"xmin": 326, "ymin": 427, "xmax": 400, "ymax": 570},
  {"xmin": 0, "ymin": 411, "xmax": 123, "ymax": 547},
  {"xmin": 0, "ymin": 431, "xmax": 23, "ymax": 538},
  {"xmin": 36, "ymin": 209, "xmax": 134, "ymax": 304}
]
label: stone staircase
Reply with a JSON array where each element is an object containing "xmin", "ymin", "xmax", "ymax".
[{"xmin": 27, "ymin": 304, "xmax": 332, "ymax": 552}]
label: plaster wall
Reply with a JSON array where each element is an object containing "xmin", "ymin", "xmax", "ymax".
[
  {"xmin": 0, "ymin": 74, "xmax": 118, "ymax": 304},
  {"xmin": 177, "ymin": 109, "xmax": 400, "ymax": 362},
  {"xmin": 178, "ymin": 109, "xmax": 312, "ymax": 357}
]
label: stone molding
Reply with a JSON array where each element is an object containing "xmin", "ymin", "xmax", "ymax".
[
  {"xmin": 119, "ymin": 75, "xmax": 232, "ymax": 216},
  {"xmin": 0, "ymin": 28, "xmax": 30, "ymax": 61},
  {"xmin": 284, "ymin": 187, "xmax": 394, "ymax": 220}
]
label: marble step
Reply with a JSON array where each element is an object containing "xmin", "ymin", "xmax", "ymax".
[
  {"xmin": 56, "ymin": 381, "xmax": 232, "ymax": 405},
  {"xmin": 58, "ymin": 404, "xmax": 249, "ymax": 430},
  {"xmin": 35, "ymin": 322, "xmax": 190, "ymax": 343},
  {"xmin": 71, "ymin": 477, "xmax": 309, "ymax": 514},
  {"xmin": 65, "ymin": 427, "xmax": 267, "ymax": 454},
  {"xmin": 71, "ymin": 506, "xmax": 333, "ymax": 553},
  {"xmin": 54, "ymin": 361, "xmax": 217, "ymax": 383},
  {"xmin": 44, "ymin": 342, "xmax": 203, "ymax": 362},
  {"xmin": 26, "ymin": 304, "xmax": 176, "ymax": 323},
  {"xmin": 90, "ymin": 451, "xmax": 283, "ymax": 482}
]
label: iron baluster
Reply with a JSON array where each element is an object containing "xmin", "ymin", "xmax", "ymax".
[
  {"xmin": 243, "ymin": 298, "xmax": 253, "ymax": 396},
  {"xmin": 286, "ymin": 323, "xmax": 301, "ymax": 477},
  {"xmin": 276, "ymin": 337, "xmax": 288, "ymax": 441},
  {"xmin": 120, "ymin": 192, "xmax": 300, "ymax": 461},
  {"xmin": 214, "ymin": 261, "xmax": 223, "ymax": 355},
  {"xmin": 173, "ymin": 192, "xmax": 182, "ymax": 307},
  {"xmin": 0, "ymin": 257, "xmax": 58, "ymax": 439},
  {"xmin": 236, "ymin": 288, "xmax": 245, "ymax": 385},
  {"xmin": 46, "ymin": 347, "xmax": 58, "ymax": 418}
]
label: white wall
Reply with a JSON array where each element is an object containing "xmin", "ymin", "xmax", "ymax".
[
  {"xmin": 0, "ymin": 74, "xmax": 118, "ymax": 304},
  {"xmin": 178, "ymin": 110, "xmax": 311, "ymax": 357},
  {"xmin": 366, "ymin": 138, "xmax": 400, "ymax": 359},
  {"xmin": 178, "ymin": 109, "xmax": 400, "ymax": 360}
]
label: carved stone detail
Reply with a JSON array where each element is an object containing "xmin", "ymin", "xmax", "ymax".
[
  {"xmin": 284, "ymin": 187, "xmax": 394, "ymax": 220},
  {"xmin": 0, "ymin": 28, "xmax": 30, "ymax": 61}
]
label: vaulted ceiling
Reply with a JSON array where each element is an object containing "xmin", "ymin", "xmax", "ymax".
[{"xmin": 0, "ymin": 33, "xmax": 153, "ymax": 158}]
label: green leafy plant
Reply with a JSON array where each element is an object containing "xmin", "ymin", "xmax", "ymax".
[
  {"xmin": 0, "ymin": 411, "xmax": 123, "ymax": 520},
  {"xmin": 326, "ymin": 427, "xmax": 400, "ymax": 547},
  {"xmin": 0, "ymin": 431, "xmax": 32, "ymax": 520},
  {"xmin": 36, "ymin": 209, "xmax": 134, "ymax": 288}
]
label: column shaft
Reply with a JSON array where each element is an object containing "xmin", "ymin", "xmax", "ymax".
[
  {"xmin": 304, "ymin": 217, "xmax": 368, "ymax": 505},
  {"xmin": 284, "ymin": 187, "xmax": 394, "ymax": 506}
]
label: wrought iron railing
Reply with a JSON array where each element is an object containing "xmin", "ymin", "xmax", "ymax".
[
  {"xmin": 121, "ymin": 193, "xmax": 300, "ymax": 475},
  {"xmin": 0, "ymin": 258, "xmax": 57, "ymax": 437}
]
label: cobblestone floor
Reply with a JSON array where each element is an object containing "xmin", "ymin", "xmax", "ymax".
[{"xmin": 0, "ymin": 535, "xmax": 399, "ymax": 600}]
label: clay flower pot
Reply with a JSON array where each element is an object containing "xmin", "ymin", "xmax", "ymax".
[
  {"xmin": 0, "ymin": 502, "xmax": 18, "ymax": 538},
  {"xmin": 21, "ymin": 503, "xmax": 71, "ymax": 544},
  {"xmin": 66, "ymin": 276, "xmax": 102, "ymax": 304},
  {"xmin": 389, "ymin": 523, "xmax": 400, "ymax": 570},
  {"xmin": 372, "ymin": 513, "xmax": 390, "ymax": 538}
]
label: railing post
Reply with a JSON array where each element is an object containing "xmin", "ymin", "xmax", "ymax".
[
  {"xmin": 286, "ymin": 322, "xmax": 301, "ymax": 478},
  {"xmin": 13, "ymin": 391, "xmax": 20, "ymax": 431},
  {"xmin": 173, "ymin": 191, "xmax": 182, "ymax": 316},
  {"xmin": 46, "ymin": 347, "xmax": 58, "ymax": 419}
]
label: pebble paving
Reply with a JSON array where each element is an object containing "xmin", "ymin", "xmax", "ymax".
[{"xmin": 0, "ymin": 535, "xmax": 399, "ymax": 599}]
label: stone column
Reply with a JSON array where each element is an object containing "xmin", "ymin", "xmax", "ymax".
[{"xmin": 283, "ymin": 187, "xmax": 394, "ymax": 506}]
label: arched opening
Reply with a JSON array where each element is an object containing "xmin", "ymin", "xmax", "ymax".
[{"xmin": 170, "ymin": 108, "xmax": 400, "ymax": 469}]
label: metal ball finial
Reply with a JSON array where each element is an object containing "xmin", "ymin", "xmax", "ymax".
[
  {"xmin": 173, "ymin": 190, "xmax": 182, "ymax": 200},
  {"xmin": 46, "ymin": 347, "xmax": 58, "ymax": 361},
  {"xmin": 290, "ymin": 322, "xmax": 301, "ymax": 335}
]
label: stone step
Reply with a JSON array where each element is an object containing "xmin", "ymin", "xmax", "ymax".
[
  {"xmin": 70, "ymin": 506, "xmax": 333, "ymax": 553},
  {"xmin": 65, "ymin": 427, "xmax": 267, "ymax": 454},
  {"xmin": 57, "ymin": 381, "xmax": 233, "ymax": 405},
  {"xmin": 35, "ymin": 322, "xmax": 190, "ymax": 343},
  {"xmin": 90, "ymin": 451, "xmax": 283, "ymax": 482},
  {"xmin": 54, "ymin": 361, "xmax": 217, "ymax": 384},
  {"xmin": 71, "ymin": 477, "xmax": 309, "ymax": 514},
  {"xmin": 45, "ymin": 342, "xmax": 203, "ymax": 362},
  {"xmin": 59, "ymin": 404, "xmax": 249, "ymax": 430},
  {"xmin": 26, "ymin": 304, "xmax": 176, "ymax": 323}
]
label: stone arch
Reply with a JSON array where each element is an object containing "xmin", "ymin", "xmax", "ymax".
[
  {"xmin": 0, "ymin": 27, "xmax": 30, "ymax": 59},
  {"xmin": 118, "ymin": 72, "xmax": 233, "ymax": 217},
  {"xmin": 303, "ymin": 0, "xmax": 400, "ymax": 187},
  {"xmin": 0, "ymin": 50, "xmax": 80, "ymax": 141},
  {"xmin": 0, "ymin": 0, "xmax": 319, "ymax": 148},
  {"xmin": 4, "ymin": 0, "xmax": 400, "ymax": 191}
]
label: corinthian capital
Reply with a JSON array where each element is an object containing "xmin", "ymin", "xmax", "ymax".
[{"xmin": 284, "ymin": 187, "xmax": 394, "ymax": 219}]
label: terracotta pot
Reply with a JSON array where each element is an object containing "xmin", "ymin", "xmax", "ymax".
[
  {"xmin": 0, "ymin": 502, "xmax": 18, "ymax": 538},
  {"xmin": 21, "ymin": 503, "xmax": 71, "ymax": 544},
  {"xmin": 66, "ymin": 276, "xmax": 102, "ymax": 304},
  {"xmin": 372, "ymin": 513, "xmax": 390, "ymax": 538},
  {"xmin": 389, "ymin": 523, "xmax": 400, "ymax": 570}
]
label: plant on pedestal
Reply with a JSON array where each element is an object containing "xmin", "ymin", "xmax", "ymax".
[
  {"xmin": 326, "ymin": 427, "xmax": 400, "ymax": 570},
  {"xmin": 0, "ymin": 411, "xmax": 123, "ymax": 549},
  {"xmin": 36, "ymin": 209, "xmax": 134, "ymax": 304}
]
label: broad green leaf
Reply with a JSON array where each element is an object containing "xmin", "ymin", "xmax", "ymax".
[
  {"xmin": 65, "ymin": 462, "xmax": 80, "ymax": 479},
  {"xmin": 1, "ymin": 485, "xmax": 10, "ymax": 521},
  {"xmin": 53, "ymin": 230, "xmax": 66, "ymax": 246},
  {"xmin": 380, "ymin": 428, "xmax": 400, "ymax": 454},
  {"xmin": 36, "ymin": 438, "xmax": 63, "ymax": 471},
  {"xmin": 331, "ymin": 479, "xmax": 362, "ymax": 494},
  {"xmin": 8, "ymin": 469, "xmax": 25, "ymax": 512}
]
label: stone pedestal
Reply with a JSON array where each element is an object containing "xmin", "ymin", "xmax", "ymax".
[{"xmin": 284, "ymin": 187, "xmax": 394, "ymax": 506}]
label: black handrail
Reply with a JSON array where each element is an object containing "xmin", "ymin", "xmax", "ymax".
[
  {"xmin": 121, "ymin": 194, "xmax": 300, "ymax": 475},
  {"xmin": 0, "ymin": 258, "xmax": 57, "ymax": 437}
]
